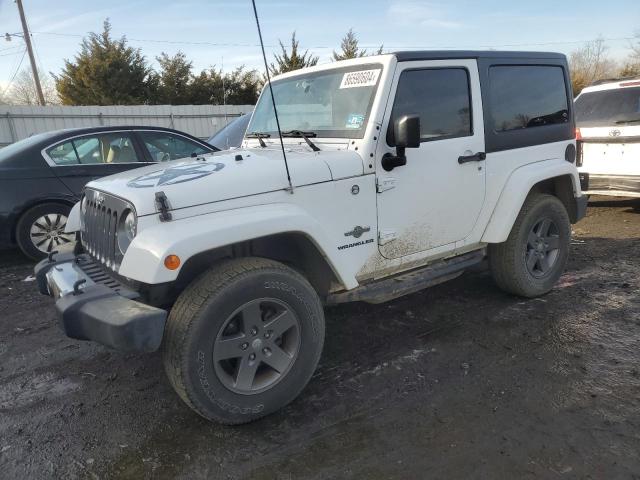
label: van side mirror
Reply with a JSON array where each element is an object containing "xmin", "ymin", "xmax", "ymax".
[{"xmin": 382, "ymin": 114, "xmax": 421, "ymax": 171}]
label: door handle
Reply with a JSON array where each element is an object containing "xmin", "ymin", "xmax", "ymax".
[{"xmin": 458, "ymin": 152, "xmax": 486, "ymax": 164}]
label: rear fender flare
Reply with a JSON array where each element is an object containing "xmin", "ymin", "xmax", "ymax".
[{"xmin": 481, "ymin": 160, "xmax": 580, "ymax": 243}]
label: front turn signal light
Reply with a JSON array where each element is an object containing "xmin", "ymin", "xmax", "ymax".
[{"xmin": 164, "ymin": 254, "xmax": 181, "ymax": 270}]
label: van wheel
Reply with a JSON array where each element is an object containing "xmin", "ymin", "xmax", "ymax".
[
  {"xmin": 162, "ymin": 257, "xmax": 325, "ymax": 424},
  {"xmin": 489, "ymin": 193, "xmax": 570, "ymax": 298},
  {"xmin": 16, "ymin": 203, "xmax": 74, "ymax": 261}
]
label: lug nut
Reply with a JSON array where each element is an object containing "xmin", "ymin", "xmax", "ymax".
[
  {"xmin": 240, "ymin": 342, "xmax": 249, "ymax": 350},
  {"xmin": 262, "ymin": 347, "xmax": 271, "ymax": 356},
  {"xmin": 249, "ymin": 353, "xmax": 256, "ymax": 361},
  {"xmin": 264, "ymin": 331, "xmax": 271, "ymax": 339},
  {"xmin": 251, "ymin": 327, "xmax": 258, "ymax": 336}
]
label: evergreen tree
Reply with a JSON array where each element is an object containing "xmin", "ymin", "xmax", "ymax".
[
  {"xmin": 269, "ymin": 32, "xmax": 318, "ymax": 75},
  {"xmin": 333, "ymin": 29, "xmax": 367, "ymax": 61},
  {"xmin": 151, "ymin": 51, "xmax": 193, "ymax": 105},
  {"xmin": 189, "ymin": 67, "xmax": 262, "ymax": 105},
  {"xmin": 55, "ymin": 20, "xmax": 153, "ymax": 105}
]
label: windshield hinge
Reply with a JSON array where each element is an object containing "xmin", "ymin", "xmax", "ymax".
[
  {"xmin": 155, "ymin": 191, "xmax": 172, "ymax": 222},
  {"xmin": 376, "ymin": 177, "xmax": 397, "ymax": 193},
  {"xmin": 378, "ymin": 230, "xmax": 397, "ymax": 245}
]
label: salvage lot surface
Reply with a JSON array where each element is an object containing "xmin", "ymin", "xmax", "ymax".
[{"xmin": 1, "ymin": 197, "xmax": 639, "ymax": 479}]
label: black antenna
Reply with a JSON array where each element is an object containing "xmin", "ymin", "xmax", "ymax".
[{"xmin": 251, "ymin": 0, "xmax": 294, "ymax": 194}]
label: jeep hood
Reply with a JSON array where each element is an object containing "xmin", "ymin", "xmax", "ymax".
[{"xmin": 86, "ymin": 147, "xmax": 363, "ymax": 216}]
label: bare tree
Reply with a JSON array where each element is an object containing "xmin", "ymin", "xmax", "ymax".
[
  {"xmin": 4, "ymin": 68, "xmax": 59, "ymax": 105},
  {"xmin": 619, "ymin": 30, "xmax": 640, "ymax": 77},
  {"xmin": 630, "ymin": 29, "xmax": 640, "ymax": 61},
  {"xmin": 569, "ymin": 37, "xmax": 618, "ymax": 96}
]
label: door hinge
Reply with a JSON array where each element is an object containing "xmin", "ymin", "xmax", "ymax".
[
  {"xmin": 376, "ymin": 177, "xmax": 396, "ymax": 193},
  {"xmin": 378, "ymin": 230, "xmax": 397, "ymax": 245}
]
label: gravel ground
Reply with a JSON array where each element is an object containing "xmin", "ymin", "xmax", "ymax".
[{"xmin": 0, "ymin": 197, "xmax": 639, "ymax": 479}]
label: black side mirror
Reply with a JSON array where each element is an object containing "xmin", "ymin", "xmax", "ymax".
[
  {"xmin": 382, "ymin": 114, "xmax": 421, "ymax": 171},
  {"xmin": 394, "ymin": 114, "xmax": 421, "ymax": 150}
]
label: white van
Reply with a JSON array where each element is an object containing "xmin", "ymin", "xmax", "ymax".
[{"xmin": 575, "ymin": 77, "xmax": 640, "ymax": 197}]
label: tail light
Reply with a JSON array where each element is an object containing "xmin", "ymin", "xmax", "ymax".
[{"xmin": 575, "ymin": 128, "xmax": 583, "ymax": 167}]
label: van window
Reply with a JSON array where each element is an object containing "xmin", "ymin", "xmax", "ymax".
[
  {"xmin": 489, "ymin": 66, "xmax": 569, "ymax": 132},
  {"xmin": 388, "ymin": 68, "xmax": 471, "ymax": 143}
]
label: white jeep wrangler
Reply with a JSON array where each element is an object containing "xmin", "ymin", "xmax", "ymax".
[{"xmin": 36, "ymin": 51, "xmax": 587, "ymax": 424}]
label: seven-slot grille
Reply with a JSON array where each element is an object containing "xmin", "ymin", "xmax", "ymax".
[{"xmin": 81, "ymin": 188, "xmax": 130, "ymax": 270}]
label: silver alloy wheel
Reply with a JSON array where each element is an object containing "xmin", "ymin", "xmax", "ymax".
[
  {"xmin": 29, "ymin": 213, "xmax": 74, "ymax": 254},
  {"xmin": 525, "ymin": 217, "xmax": 560, "ymax": 278},
  {"xmin": 213, "ymin": 298, "xmax": 301, "ymax": 395}
]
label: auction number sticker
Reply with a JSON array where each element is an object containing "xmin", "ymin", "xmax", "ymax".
[{"xmin": 339, "ymin": 69, "xmax": 381, "ymax": 89}]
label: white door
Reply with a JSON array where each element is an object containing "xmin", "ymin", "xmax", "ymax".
[{"xmin": 376, "ymin": 59, "xmax": 486, "ymax": 259}]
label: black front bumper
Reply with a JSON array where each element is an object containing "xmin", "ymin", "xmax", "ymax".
[{"xmin": 35, "ymin": 252, "xmax": 167, "ymax": 352}]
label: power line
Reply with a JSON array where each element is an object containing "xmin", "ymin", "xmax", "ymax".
[
  {"xmin": 0, "ymin": 49, "xmax": 26, "ymax": 57},
  {"xmin": 28, "ymin": 30, "xmax": 636, "ymax": 51},
  {"xmin": 0, "ymin": 45, "xmax": 25, "ymax": 53},
  {"xmin": 1, "ymin": 48, "xmax": 27, "ymax": 98}
]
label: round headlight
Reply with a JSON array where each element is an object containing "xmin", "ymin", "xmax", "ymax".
[{"xmin": 117, "ymin": 210, "xmax": 137, "ymax": 254}]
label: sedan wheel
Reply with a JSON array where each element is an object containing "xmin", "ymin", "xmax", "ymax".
[
  {"xmin": 16, "ymin": 203, "xmax": 73, "ymax": 261},
  {"xmin": 30, "ymin": 213, "xmax": 74, "ymax": 254}
]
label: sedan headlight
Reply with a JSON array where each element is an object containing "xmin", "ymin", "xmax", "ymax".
[{"xmin": 117, "ymin": 209, "xmax": 137, "ymax": 254}]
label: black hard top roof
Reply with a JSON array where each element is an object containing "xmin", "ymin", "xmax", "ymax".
[{"xmin": 393, "ymin": 50, "xmax": 566, "ymax": 62}]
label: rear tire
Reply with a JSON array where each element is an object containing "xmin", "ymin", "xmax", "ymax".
[
  {"xmin": 162, "ymin": 257, "xmax": 325, "ymax": 424},
  {"xmin": 489, "ymin": 193, "xmax": 571, "ymax": 298},
  {"xmin": 15, "ymin": 203, "xmax": 73, "ymax": 261}
]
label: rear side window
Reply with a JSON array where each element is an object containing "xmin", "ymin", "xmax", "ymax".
[
  {"xmin": 47, "ymin": 141, "xmax": 79, "ymax": 165},
  {"xmin": 388, "ymin": 68, "xmax": 471, "ymax": 143},
  {"xmin": 489, "ymin": 66, "xmax": 569, "ymax": 132}
]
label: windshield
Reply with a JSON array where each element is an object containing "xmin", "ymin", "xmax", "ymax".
[
  {"xmin": 575, "ymin": 86, "xmax": 640, "ymax": 126},
  {"xmin": 248, "ymin": 64, "xmax": 383, "ymax": 139}
]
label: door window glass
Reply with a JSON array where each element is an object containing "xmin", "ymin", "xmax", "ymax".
[
  {"xmin": 139, "ymin": 132, "xmax": 210, "ymax": 162},
  {"xmin": 388, "ymin": 68, "xmax": 472, "ymax": 143},
  {"xmin": 46, "ymin": 133, "xmax": 139, "ymax": 165},
  {"xmin": 489, "ymin": 66, "xmax": 569, "ymax": 132}
]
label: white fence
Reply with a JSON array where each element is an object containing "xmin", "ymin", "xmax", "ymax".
[{"xmin": 0, "ymin": 104, "xmax": 254, "ymax": 147}]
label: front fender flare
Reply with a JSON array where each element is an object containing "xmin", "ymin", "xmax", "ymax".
[
  {"xmin": 118, "ymin": 203, "xmax": 356, "ymax": 289},
  {"xmin": 481, "ymin": 160, "xmax": 580, "ymax": 244}
]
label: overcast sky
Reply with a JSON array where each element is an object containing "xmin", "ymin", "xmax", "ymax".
[{"xmin": 1, "ymin": 0, "xmax": 638, "ymax": 92}]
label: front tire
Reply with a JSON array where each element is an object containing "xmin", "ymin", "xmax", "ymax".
[
  {"xmin": 162, "ymin": 257, "xmax": 325, "ymax": 424},
  {"xmin": 489, "ymin": 193, "xmax": 571, "ymax": 298}
]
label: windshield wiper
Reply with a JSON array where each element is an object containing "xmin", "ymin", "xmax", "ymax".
[
  {"xmin": 615, "ymin": 118, "xmax": 640, "ymax": 125},
  {"xmin": 246, "ymin": 131, "xmax": 270, "ymax": 148},
  {"xmin": 281, "ymin": 130, "xmax": 321, "ymax": 152}
]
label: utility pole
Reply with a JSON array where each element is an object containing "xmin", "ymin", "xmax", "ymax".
[{"xmin": 15, "ymin": 0, "xmax": 45, "ymax": 105}]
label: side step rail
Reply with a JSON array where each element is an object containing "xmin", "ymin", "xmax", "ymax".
[{"xmin": 326, "ymin": 249, "xmax": 485, "ymax": 305}]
